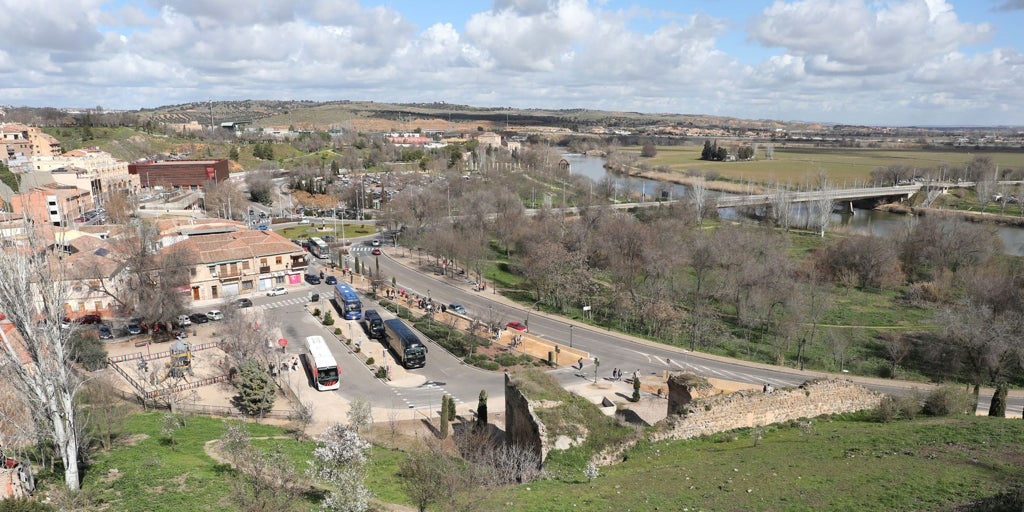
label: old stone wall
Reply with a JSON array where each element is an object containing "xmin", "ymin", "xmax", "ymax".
[
  {"xmin": 503, "ymin": 373, "xmax": 548, "ymax": 465},
  {"xmin": 651, "ymin": 379, "xmax": 883, "ymax": 443}
]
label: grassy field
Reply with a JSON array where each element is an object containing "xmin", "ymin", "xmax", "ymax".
[
  {"xmin": 629, "ymin": 145, "xmax": 1024, "ymax": 186},
  {"xmin": 71, "ymin": 395, "xmax": 1024, "ymax": 512},
  {"xmin": 481, "ymin": 414, "xmax": 1024, "ymax": 512}
]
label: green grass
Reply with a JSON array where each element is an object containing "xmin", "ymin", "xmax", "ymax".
[
  {"xmin": 82, "ymin": 414, "xmax": 295, "ymax": 511},
  {"xmin": 78, "ymin": 413, "xmax": 411, "ymax": 511},
  {"xmin": 630, "ymin": 145, "xmax": 1024, "ymax": 185},
  {"xmin": 480, "ymin": 415, "xmax": 1024, "ymax": 511}
]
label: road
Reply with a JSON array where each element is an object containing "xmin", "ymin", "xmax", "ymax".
[
  {"xmin": 364, "ymin": 247, "xmax": 1023, "ymax": 417},
  {"xmin": 253, "ymin": 279, "xmax": 505, "ymax": 417}
]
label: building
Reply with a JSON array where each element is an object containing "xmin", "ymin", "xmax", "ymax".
[
  {"xmin": 128, "ymin": 159, "xmax": 229, "ymax": 190},
  {"xmin": 35, "ymin": 148, "xmax": 140, "ymax": 206},
  {"xmin": 166, "ymin": 221, "xmax": 309, "ymax": 301},
  {"xmin": 9, "ymin": 183, "xmax": 92, "ymax": 226},
  {"xmin": 1, "ymin": 123, "xmax": 61, "ymax": 159}
]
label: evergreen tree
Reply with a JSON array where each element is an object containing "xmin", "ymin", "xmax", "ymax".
[
  {"xmin": 228, "ymin": 146, "xmax": 239, "ymax": 161},
  {"xmin": 632, "ymin": 374, "xmax": 641, "ymax": 402},
  {"xmin": 439, "ymin": 395, "xmax": 450, "ymax": 439},
  {"xmin": 235, "ymin": 359, "xmax": 276, "ymax": 415},
  {"xmin": 989, "ymin": 382, "xmax": 1008, "ymax": 417},
  {"xmin": 701, "ymin": 139, "xmax": 713, "ymax": 160},
  {"xmin": 446, "ymin": 395, "xmax": 456, "ymax": 421},
  {"xmin": 476, "ymin": 390, "xmax": 488, "ymax": 429}
]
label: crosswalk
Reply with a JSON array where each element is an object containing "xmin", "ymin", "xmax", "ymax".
[
  {"xmin": 389, "ymin": 380, "xmax": 465, "ymax": 410},
  {"xmin": 259, "ymin": 297, "xmax": 311, "ymax": 310}
]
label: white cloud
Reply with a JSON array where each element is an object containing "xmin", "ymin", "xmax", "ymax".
[{"xmin": 0, "ymin": 0, "xmax": 1020, "ymax": 125}]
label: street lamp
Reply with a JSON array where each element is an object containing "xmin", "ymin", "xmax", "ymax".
[{"xmin": 569, "ymin": 324, "xmax": 574, "ymax": 348}]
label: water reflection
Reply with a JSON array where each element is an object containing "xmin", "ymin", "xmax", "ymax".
[{"xmin": 564, "ymin": 153, "xmax": 1024, "ymax": 256}]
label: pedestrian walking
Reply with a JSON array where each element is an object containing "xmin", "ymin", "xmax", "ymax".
[{"xmin": 578, "ymin": 357, "xmax": 584, "ymax": 370}]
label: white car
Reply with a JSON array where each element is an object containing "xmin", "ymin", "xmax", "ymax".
[
  {"xmin": 266, "ymin": 287, "xmax": 288, "ymax": 296},
  {"xmin": 176, "ymin": 314, "xmax": 192, "ymax": 327},
  {"xmin": 206, "ymin": 310, "xmax": 224, "ymax": 321}
]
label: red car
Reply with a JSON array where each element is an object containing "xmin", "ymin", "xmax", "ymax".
[
  {"xmin": 506, "ymin": 321, "xmax": 528, "ymax": 333},
  {"xmin": 371, "ymin": 248, "xmax": 382, "ymax": 255}
]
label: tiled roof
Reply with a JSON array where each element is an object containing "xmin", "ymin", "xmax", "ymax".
[{"xmin": 177, "ymin": 229, "xmax": 303, "ymax": 265}]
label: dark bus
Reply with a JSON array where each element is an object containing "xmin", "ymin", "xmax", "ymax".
[{"xmin": 383, "ymin": 318, "xmax": 426, "ymax": 369}]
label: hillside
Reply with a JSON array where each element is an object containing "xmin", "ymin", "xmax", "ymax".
[{"xmin": 134, "ymin": 99, "xmax": 809, "ymax": 134}]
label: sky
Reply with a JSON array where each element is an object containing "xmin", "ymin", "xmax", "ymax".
[{"xmin": 1, "ymin": 0, "xmax": 1023, "ymax": 126}]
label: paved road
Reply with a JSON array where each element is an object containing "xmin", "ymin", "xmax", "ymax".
[
  {"xmin": 365, "ymin": 248, "xmax": 1024, "ymax": 417},
  {"xmin": 255, "ymin": 282, "xmax": 504, "ymax": 416}
]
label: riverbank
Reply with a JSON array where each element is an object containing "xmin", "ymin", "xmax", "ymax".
[
  {"xmin": 878, "ymin": 203, "xmax": 1024, "ymax": 227},
  {"xmin": 604, "ymin": 162, "xmax": 768, "ymax": 194}
]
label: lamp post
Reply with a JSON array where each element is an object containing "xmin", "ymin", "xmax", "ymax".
[{"xmin": 569, "ymin": 324, "xmax": 574, "ymax": 348}]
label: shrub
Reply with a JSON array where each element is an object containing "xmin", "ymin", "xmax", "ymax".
[
  {"xmin": 322, "ymin": 311, "xmax": 334, "ymax": 326},
  {"xmin": 375, "ymin": 367, "xmax": 388, "ymax": 379},
  {"xmin": 923, "ymin": 384, "xmax": 973, "ymax": 417},
  {"xmin": 70, "ymin": 330, "xmax": 107, "ymax": 371},
  {"xmin": 313, "ymin": 308, "xmax": 321, "ymax": 317},
  {"xmin": 334, "ymin": 327, "xmax": 342, "ymax": 335},
  {"xmin": 875, "ymin": 392, "xmax": 922, "ymax": 422},
  {"xmin": 365, "ymin": 357, "xmax": 375, "ymax": 366}
]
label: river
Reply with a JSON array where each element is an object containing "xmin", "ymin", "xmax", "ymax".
[{"xmin": 564, "ymin": 153, "xmax": 1024, "ymax": 256}]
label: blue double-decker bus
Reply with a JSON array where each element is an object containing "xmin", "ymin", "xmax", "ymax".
[{"xmin": 333, "ymin": 283, "xmax": 363, "ymax": 320}]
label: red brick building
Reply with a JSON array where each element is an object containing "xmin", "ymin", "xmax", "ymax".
[{"xmin": 127, "ymin": 159, "xmax": 229, "ymax": 190}]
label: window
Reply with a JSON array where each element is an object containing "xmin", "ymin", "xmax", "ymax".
[
  {"xmin": 260, "ymin": 258, "xmax": 268, "ymax": 266},
  {"xmin": 243, "ymin": 261, "xmax": 250, "ymax": 270},
  {"xmin": 275, "ymin": 256, "xmax": 282, "ymax": 265},
  {"xmin": 208, "ymin": 265, "xmax": 217, "ymax": 275},
  {"xmin": 275, "ymin": 276, "xmax": 285, "ymax": 284},
  {"xmin": 77, "ymin": 302, "xmax": 85, "ymax": 312},
  {"xmin": 242, "ymin": 280, "xmax": 253, "ymax": 290},
  {"xmin": 94, "ymin": 301, "xmax": 102, "ymax": 311}
]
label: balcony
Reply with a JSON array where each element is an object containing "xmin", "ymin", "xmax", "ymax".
[{"xmin": 259, "ymin": 265, "xmax": 271, "ymax": 274}]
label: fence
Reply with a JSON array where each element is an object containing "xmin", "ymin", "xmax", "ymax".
[
  {"xmin": 170, "ymin": 401, "xmax": 297, "ymax": 420},
  {"xmin": 107, "ymin": 341, "xmax": 229, "ymax": 400}
]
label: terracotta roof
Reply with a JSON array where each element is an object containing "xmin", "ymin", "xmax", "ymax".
[{"xmin": 177, "ymin": 229, "xmax": 303, "ymax": 265}]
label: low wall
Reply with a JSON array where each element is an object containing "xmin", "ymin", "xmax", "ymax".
[
  {"xmin": 594, "ymin": 378, "xmax": 883, "ymax": 467},
  {"xmin": 652, "ymin": 379, "xmax": 883, "ymax": 443}
]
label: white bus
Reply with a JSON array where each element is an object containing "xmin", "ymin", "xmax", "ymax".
[
  {"xmin": 309, "ymin": 237, "xmax": 330, "ymax": 260},
  {"xmin": 304, "ymin": 335, "xmax": 339, "ymax": 391}
]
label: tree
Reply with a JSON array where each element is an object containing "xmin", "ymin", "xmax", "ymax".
[
  {"xmin": 399, "ymin": 444, "xmax": 465, "ymax": 512},
  {"xmin": 440, "ymin": 394, "xmax": 451, "ymax": 439},
  {"xmin": 584, "ymin": 461, "xmax": 599, "ymax": 482},
  {"xmin": 640, "ymin": 142, "xmax": 657, "ymax": 158},
  {"xmin": 347, "ymin": 398, "xmax": 372, "ymax": 433},
  {"xmin": 161, "ymin": 413, "xmax": 185, "ymax": 450},
  {"xmin": 476, "ymin": 390, "xmax": 488, "ymax": 429},
  {"xmin": 989, "ymin": 382, "xmax": 1008, "ymax": 417},
  {"xmin": 632, "ymin": 374, "xmax": 641, "ymax": 402},
  {"xmin": 235, "ymin": 359, "xmax": 276, "ymax": 416},
  {"xmin": 228, "ymin": 146, "xmax": 240, "ymax": 161},
  {"xmin": 0, "ymin": 224, "xmax": 84, "ymax": 490},
  {"xmin": 245, "ymin": 170, "xmax": 276, "ymax": 205},
  {"xmin": 309, "ymin": 423, "xmax": 372, "ymax": 512},
  {"xmin": 69, "ymin": 329, "xmax": 107, "ymax": 371}
]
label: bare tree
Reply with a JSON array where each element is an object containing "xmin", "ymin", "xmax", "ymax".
[
  {"xmin": 807, "ymin": 187, "xmax": 834, "ymax": 238},
  {"xmin": 687, "ymin": 178, "xmax": 710, "ymax": 225},
  {"xmin": 768, "ymin": 183, "xmax": 794, "ymax": 231},
  {"xmin": 0, "ymin": 226, "xmax": 83, "ymax": 490}
]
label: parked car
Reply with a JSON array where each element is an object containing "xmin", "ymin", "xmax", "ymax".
[
  {"xmin": 448, "ymin": 303, "xmax": 468, "ymax": 315},
  {"xmin": 97, "ymin": 324, "xmax": 114, "ymax": 339},
  {"xmin": 206, "ymin": 310, "xmax": 224, "ymax": 321},
  {"xmin": 233, "ymin": 298, "xmax": 253, "ymax": 308},
  {"xmin": 305, "ymin": 274, "xmax": 321, "ymax": 285},
  {"xmin": 79, "ymin": 314, "xmax": 102, "ymax": 324},
  {"xmin": 506, "ymin": 321, "xmax": 528, "ymax": 333},
  {"xmin": 325, "ymin": 275, "xmax": 337, "ymax": 285},
  {"xmin": 176, "ymin": 314, "xmax": 192, "ymax": 327},
  {"xmin": 188, "ymin": 313, "xmax": 210, "ymax": 324},
  {"xmin": 126, "ymin": 321, "xmax": 144, "ymax": 335},
  {"xmin": 266, "ymin": 286, "xmax": 288, "ymax": 297}
]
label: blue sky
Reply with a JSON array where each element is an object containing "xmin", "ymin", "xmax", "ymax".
[{"xmin": 1, "ymin": 0, "xmax": 1022, "ymax": 126}]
